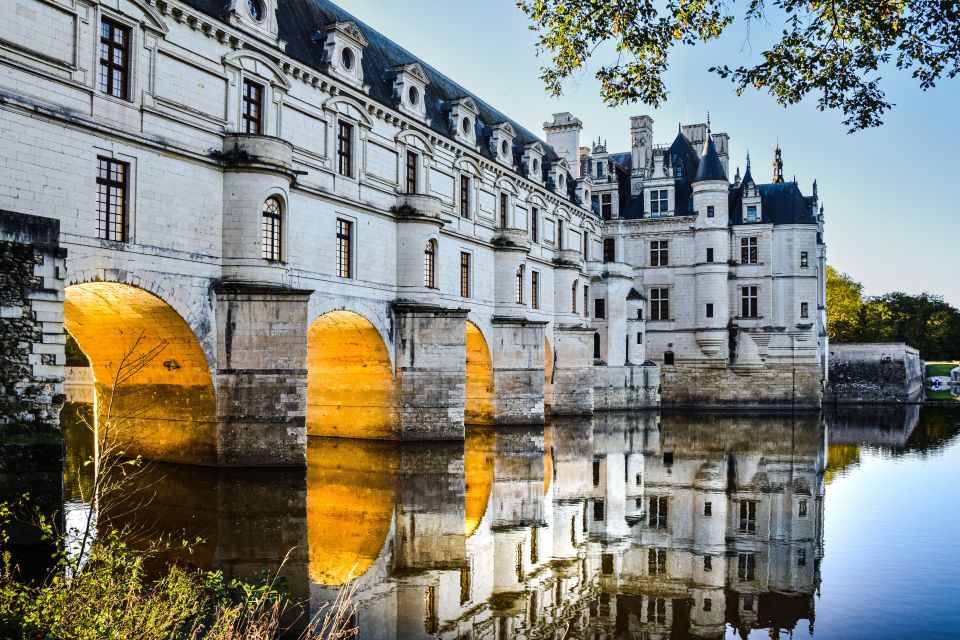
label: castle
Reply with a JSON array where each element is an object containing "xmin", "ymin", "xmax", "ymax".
[{"xmin": 0, "ymin": 0, "xmax": 827, "ymax": 462}]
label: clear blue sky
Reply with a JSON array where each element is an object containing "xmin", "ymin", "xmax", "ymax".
[{"xmin": 341, "ymin": 0, "xmax": 960, "ymax": 307}]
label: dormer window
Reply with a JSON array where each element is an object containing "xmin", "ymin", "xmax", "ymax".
[
  {"xmin": 523, "ymin": 143, "xmax": 545, "ymax": 184},
  {"xmin": 247, "ymin": 0, "xmax": 264, "ymax": 21},
  {"xmin": 392, "ymin": 62, "xmax": 429, "ymax": 121},
  {"xmin": 408, "ymin": 85, "xmax": 419, "ymax": 107},
  {"xmin": 449, "ymin": 97, "xmax": 479, "ymax": 147},
  {"xmin": 747, "ymin": 205, "xmax": 758, "ymax": 222},
  {"xmin": 320, "ymin": 21, "xmax": 368, "ymax": 89},
  {"xmin": 501, "ymin": 140, "xmax": 509, "ymax": 156},
  {"xmin": 490, "ymin": 122, "xmax": 516, "ymax": 166}
]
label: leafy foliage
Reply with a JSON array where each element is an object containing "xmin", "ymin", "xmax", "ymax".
[
  {"xmin": 825, "ymin": 265, "xmax": 960, "ymax": 359},
  {"xmin": 517, "ymin": 0, "xmax": 960, "ymax": 132}
]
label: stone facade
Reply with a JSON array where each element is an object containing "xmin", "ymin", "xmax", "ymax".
[
  {"xmin": 0, "ymin": 0, "xmax": 828, "ymax": 463},
  {"xmin": 826, "ymin": 343, "xmax": 924, "ymax": 404},
  {"xmin": 0, "ymin": 210, "xmax": 65, "ymax": 434}
]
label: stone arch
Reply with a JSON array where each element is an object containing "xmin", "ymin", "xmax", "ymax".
[
  {"xmin": 307, "ymin": 438, "xmax": 399, "ymax": 586},
  {"xmin": 307, "ymin": 310, "xmax": 398, "ymax": 439},
  {"xmin": 465, "ymin": 320, "xmax": 494, "ymax": 425},
  {"xmin": 63, "ymin": 282, "xmax": 217, "ymax": 464},
  {"xmin": 223, "ymin": 50, "xmax": 292, "ymax": 90}
]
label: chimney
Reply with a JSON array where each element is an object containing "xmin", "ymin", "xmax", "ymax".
[{"xmin": 543, "ymin": 112, "xmax": 583, "ymax": 179}]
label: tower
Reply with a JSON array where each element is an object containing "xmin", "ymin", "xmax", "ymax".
[{"xmin": 772, "ymin": 145, "xmax": 784, "ymax": 183}]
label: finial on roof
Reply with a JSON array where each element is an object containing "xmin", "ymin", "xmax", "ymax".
[
  {"xmin": 746, "ymin": 151, "xmax": 751, "ymax": 171},
  {"xmin": 706, "ymin": 111, "xmax": 711, "ymax": 129},
  {"xmin": 678, "ymin": 122, "xmax": 682, "ymax": 133},
  {"xmin": 734, "ymin": 166, "xmax": 741, "ymax": 185},
  {"xmin": 772, "ymin": 145, "xmax": 784, "ymax": 184},
  {"xmin": 813, "ymin": 179, "xmax": 818, "ymax": 199}
]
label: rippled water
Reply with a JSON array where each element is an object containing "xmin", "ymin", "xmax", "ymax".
[{"xmin": 27, "ymin": 404, "xmax": 960, "ymax": 638}]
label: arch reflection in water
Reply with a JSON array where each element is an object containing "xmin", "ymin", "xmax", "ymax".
[
  {"xmin": 465, "ymin": 321, "xmax": 494, "ymax": 425},
  {"xmin": 305, "ymin": 413, "xmax": 826, "ymax": 640},
  {"xmin": 64, "ymin": 282, "xmax": 217, "ymax": 464}
]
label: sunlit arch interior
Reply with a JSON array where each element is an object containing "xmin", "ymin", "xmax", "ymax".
[
  {"xmin": 307, "ymin": 438, "xmax": 399, "ymax": 586},
  {"xmin": 543, "ymin": 425, "xmax": 553, "ymax": 496},
  {"xmin": 544, "ymin": 337, "xmax": 553, "ymax": 414},
  {"xmin": 307, "ymin": 310, "xmax": 398, "ymax": 439},
  {"xmin": 464, "ymin": 427, "xmax": 494, "ymax": 537},
  {"xmin": 465, "ymin": 321, "xmax": 494, "ymax": 425},
  {"xmin": 63, "ymin": 282, "xmax": 217, "ymax": 463}
]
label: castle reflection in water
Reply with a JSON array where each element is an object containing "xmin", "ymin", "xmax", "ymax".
[{"xmin": 59, "ymin": 407, "xmax": 886, "ymax": 640}]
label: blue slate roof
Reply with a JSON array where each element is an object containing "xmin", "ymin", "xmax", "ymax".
[
  {"xmin": 728, "ymin": 180, "xmax": 817, "ymax": 225},
  {"xmin": 180, "ymin": 0, "xmax": 577, "ymax": 192},
  {"xmin": 694, "ymin": 135, "xmax": 727, "ymax": 182}
]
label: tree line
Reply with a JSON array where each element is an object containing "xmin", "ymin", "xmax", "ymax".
[{"xmin": 826, "ymin": 266, "xmax": 960, "ymax": 360}]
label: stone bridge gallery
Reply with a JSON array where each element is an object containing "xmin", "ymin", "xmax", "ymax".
[{"xmin": 0, "ymin": 0, "xmax": 826, "ymax": 466}]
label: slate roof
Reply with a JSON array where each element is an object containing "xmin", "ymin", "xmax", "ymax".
[
  {"xmin": 694, "ymin": 135, "xmax": 726, "ymax": 182},
  {"xmin": 180, "ymin": 0, "xmax": 578, "ymax": 193},
  {"xmin": 729, "ymin": 180, "xmax": 818, "ymax": 225}
]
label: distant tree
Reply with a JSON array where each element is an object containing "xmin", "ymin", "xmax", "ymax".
[
  {"xmin": 517, "ymin": 0, "xmax": 960, "ymax": 132},
  {"xmin": 825, "ymin": 265, "xmax": 863, "ymax": 343}
]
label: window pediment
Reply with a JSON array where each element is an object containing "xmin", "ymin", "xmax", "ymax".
[{"xmin": 223, "ymin": 51, "xmax": 291, "ymax": 90}]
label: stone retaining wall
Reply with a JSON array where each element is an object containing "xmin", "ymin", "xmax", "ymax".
[{"xmin": 826, "ymin": 343, "xmax": 924, "ymax": 404}]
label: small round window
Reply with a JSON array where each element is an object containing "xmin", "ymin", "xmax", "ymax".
[
  {"xmin": 559, "ymin": 174, "xmax": 565, "ymax": 187},
  {"xmin": 532, "ymin": 158, "xmax": 540, "ymax": 173},
  {"xmin": 461, "ymin": 116, "xmax": 471, "ymax": 135},
  {"xmin": 501, "ymin": 140, "xmax": 509, "ymax": 156},
  {"xmin": 247, "ymin": 0, "xmax": 265, "ymax": 21},
  {"xmin": 408, "ymin": 85, "xmax": 420, "ymax": 107},
  {"xmin": 341, "ymin": 47, "xmax": 354, "ymax": 70}
]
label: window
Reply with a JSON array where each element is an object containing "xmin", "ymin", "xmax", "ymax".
[
  {"xmin": 592, "ymin": 459, "xmax": 601, "ymax": 486},
  {"xmin": 637, "ymin": 332, "xmax": 642, "ymax": 344},
  {"xmin": 261, "ymin": 197, "xmax": 282, "ymax": 261},
  {"xmin": 593, "ymin": 332, "xmax": 601, "ymax": 359},
  {"xmin": 650, "ymin": 189, "xmax": 668, "ymax": 217},
  {"xmin": 515, "ymin": 264, "xmax": 524, "ymax": 304},
  {"xmin": 571, "ymin": 280, "xmax": 578, "ymax": 313},
  {"xmin": 704, "ymin": 501, "xmax": 712, "ymax": 517},
  {"xmin": 459, "ymin": 175, "xmax": 470, "ymax": 218},
  {"xmin": 663, "ymin": 451, "xmax": 673, "ymax": 465},
  {"xmin": 707, "ymin": 205, "xmax": 715, "ymax": 218},
  {"xmin": 558, "ymin": 219, "xmax": 564, "ymax": 249},
  {"xmin": 648, "ymin": 548, "xmax": 666, "ymax": 575},
  {"xmin": 601, "ymin": 193, "xmax": 613, "ymax": 219},
  {"xmin": 800, "ymin": 250, "xmax": 809, "ymax": 268},
  {"xmin": 797, "ymin": 548, "xmax": 807, "ymax": 566},
  {"xmin": 336, "ymin": 218, "xmax": 352, "ymax": 278},
  {"xmin": 499, "ymin": 192, "xmax": 508, "ymax": 228},
  {"xmin": 738, "ymin": 553, "xmax": 756, "ymax": 581},
  {"xmin": 531, "ymin": 270, "xmax": 540, "ymax": 309},
  {"xmin": 706, "ymin": 303, "xmax": 714, "ymax": 318},
  {"xmin": 799, "ymin": 499, "xmax": 808, "ymax": 517},
  {"xmin": 746, "ymin": 205, "xmax": 758, "ymax": 222},
  {"xmin": 743, "ymin": 594, "xmax": 755, "ymax": 611},
  {"xmin": 650, "ymin": 240, "xmax": 668, "ymax": 266},
  {"xmin": 241, "ymin": 79, "xmax": 263, "ymax": 134},
  {"xmin": 738, "ymin": 500, "xmax": 757, "ymax": 532},
  {"xmin": 336, "ymin": 121, "xmax": 353, "ymax": 177},
  {"xmin": 647, "ymin": 597, "xmax": 666, "ymax": 624},
  {"xmin": 530, "ymin": 527, "xmax": 539, "ymax": 564},
  {"xmin": 423, "ymin": 240, "xmax": 436, "ymax": 288},
  {"xmin": 530, "ymin": 207, "xmax": 538, "ymax": 242},
  {"xmin": 99, "ymin": 19, "xmax": 130, "ymax": 100},
  {"xmin": 424, "ymin": 585, "xmax": 438, "ymax": 634},
  {"xmin": 706, "ymin": 247, "xmax": 714, "ymax": 262},
  {"xmin": 663, "ymin": 350, "xmax": 674, "ymax": 365},
  {"xmin": 603, "ymin": 238, "xmax": 615, "ymax": 263},
  {"xmin": 595, "ymin": 298, "xmax": 606, "ymax": 319},
  {"xmin": 583, "ymin": 285, "xmax": 589, "ymax": 318},
  {"xmin": 405, "ymin": 151, "xmax": 418, "ymax": 194},
  {"xmin": 741, "ymin": 286, "xmax": 759, "ymax": 318},
  {"xmin": 650, "ymin": 288, "xmax": 669, "ymax": 320},
  {"xmin": 703, "ymin": 555, "xmax": 712, "ymax": 572},
  {"xmin": 601, "ymin": 553, "xmax": 614, "ymax": 575},
  {"xmin": 596, "ymin": 162, "xmax": 605, "ymax": 179},
  {"xmin": 96, "ymin": 157, "xmax": 128, "ymax": 241},
  {"xmin": 801, "ymin": 302, "xmax": 809, "ymax": 318},
  {"xmin": 741, "ymin": 236, "xmax": 759, "ymax": 264},
  {"xmin": 649, "ymin": 496, "xmax": 668, "ymax": 528},
  {"xmin": 703, "ymin": 598, "xmax": 712, "ymax": 612},
  {"xmin": 515, "ymin": 543, "xmax": 523, "ymax": 581},
  {"xmin": 460, "ymin": 252, "xmax": 470, "ymax": 297},
  {"xmin": 582, "ymin": 231, "xmax": 589, "ymax": 259},
  {"xmin": 591, "ymin": 194, "xmax": 599, "ymax": 214},
  {"xmin": 593, "ymin": 499, "xmax": 605, "ymax": 522},
  {"xmin": 459, "ymin": 565, "xmax": 471, "ymax": 605}
]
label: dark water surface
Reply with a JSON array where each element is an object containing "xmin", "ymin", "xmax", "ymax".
[{"xmin": 34, "ymin": 404, "xmax": 960, "ymax": 638}]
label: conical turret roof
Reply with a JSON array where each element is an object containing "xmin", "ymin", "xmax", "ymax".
[{"xmin": 695, "ymin": 132, "xmax": 727, "ymax": 182}]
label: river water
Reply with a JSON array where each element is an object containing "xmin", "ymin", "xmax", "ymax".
[{"xmin": 44, "ymin": 404, "xmax": 960, "ymax": 638}]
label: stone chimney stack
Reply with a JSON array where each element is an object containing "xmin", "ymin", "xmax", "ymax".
[{"xmin": 543, "ymin": 112, "xmax": 583, "ymax": 179}]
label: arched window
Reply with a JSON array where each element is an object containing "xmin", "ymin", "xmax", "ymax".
[
  {"xmin": 593, "ymin": 332, "xmax": 601, "ymax": 359},
  {"xmin": 261, "ymin": 196, "xmax": 282, "ymax": 261},
  {"xmin": 572, "ymin": 280, "xmax": 579, "ymax": 314},
  {"xmin": 516, "ymin": 264, "xmax": 525, "ymax": 304},
  {"xmin": 664, "ymin": 350, "xmax": 675, "ymax": 366},
  {"xmin": 424, "ymin": 239, "xmax": 437, "ymax": 288}
]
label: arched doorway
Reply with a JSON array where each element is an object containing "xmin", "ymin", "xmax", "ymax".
[
  {"xmin": 307, "ymin": 310, "xmax": 397, "ymax": 439},
  {"xmin": 465, "ymin": 321, "xmax": 494, "ymax": 425},
  {"xmin": 63, "ymin": 282, "xmax": 217, "ymax": 464}
]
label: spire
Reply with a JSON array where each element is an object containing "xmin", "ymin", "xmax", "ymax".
[
  {"xmin": 772, "ymin": 144, "xmax": 784, "ymax": 183},
  {"xmin": 734, "ymin": 165, "xmax": 741, "ymax": 185},
  {"xmin": 694, "ymin": 125, "xmax": 727, "ymax": 182}
]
